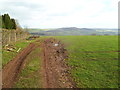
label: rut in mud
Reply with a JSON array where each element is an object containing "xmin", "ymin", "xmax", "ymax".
[
  {"xmin": 42, "ymin": 38, "xmax": 75, "ymax": 88},
  {"xmin": 2, "ymin": 43, "xmax": 37, "ymax": 88},
  {"xmin": 2, "ymin": 38, "xmax": 75, "ymax": 88}
]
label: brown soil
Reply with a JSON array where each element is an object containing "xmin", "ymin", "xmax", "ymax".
[
  {"xmin": 2, "ymin": 43, "xmax": 37, "ymax": 88},
  {"xmin": 2, "ymin": 38, "xmax": 75, "ymax": 88},
  {"xmin": 41, "ymin": 38, "xmax": 75, "ymax": 88}
]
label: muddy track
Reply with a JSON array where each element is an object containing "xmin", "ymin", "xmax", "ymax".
[
  {"xmin": 2, "ymin": 38, "xmax": 75, "ymax": 88},
  {"xmin": 2, "ymin": 43, "xmax": 37, "ymax": 88},
  {"xmin": 42, "ymin": 38, "xmax": 75, "ymax": 88}
]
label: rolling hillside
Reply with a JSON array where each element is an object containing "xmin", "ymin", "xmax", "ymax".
[{"xmin": 27, "ymin": 27, "xmax": 118, "ymax": 36}]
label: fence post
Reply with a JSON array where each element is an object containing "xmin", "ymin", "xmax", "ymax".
[
  {"xmin": 2, "ymin": 29, "xmax": 28, "ymax": 46},
  {"xmin": 14, "ymin": 31, "xmax": 16, "ymax": 42},
  {"xmin": 8, "ymin": 30, "xmax": 11, "ymax": 44}
]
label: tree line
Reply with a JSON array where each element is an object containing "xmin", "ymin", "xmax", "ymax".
[{"xmin": 0, "ymin": 14, "xmax": 16, "ymax": 29}]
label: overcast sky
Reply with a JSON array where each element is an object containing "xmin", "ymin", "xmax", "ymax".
[{"xmin": 0, "ymin": 0, "xmax": 119, "ymax": 28}]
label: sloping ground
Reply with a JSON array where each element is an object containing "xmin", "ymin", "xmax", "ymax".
[
  {"xmin": 41, "ymin": 38, "xmax": 75, "ymax": 88},
  {"xmin": 2, "ymin": 43, "xmax": 37, "ymax": 88}
]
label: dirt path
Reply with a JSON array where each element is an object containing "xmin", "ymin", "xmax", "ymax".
[
  {"xmin": 2, "ymin": 43, "xmax": 37, "ymax": 88},
  {"xmin": 41, "ymin": 38, "xmax": 75, "ymax": 88},
  {"xmin": 2, "ymin": 38, "xmax": 75, "ymax": 88}
]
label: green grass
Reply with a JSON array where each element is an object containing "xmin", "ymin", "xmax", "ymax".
[
  {"xmin": 2, "ymin": 38, "xmax": 40, "ymax": 67},
  {"xmin": 14, "ymin": 47, "xmax": 42, "ymax": 88},
  {"xmin": 55, "ymin": 36, "xmax": 118, "ymax": 88}
]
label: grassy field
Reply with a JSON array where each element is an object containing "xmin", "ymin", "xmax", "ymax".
[
  {"xmin": 55, "ymin": 36, "xmax": 118, "ymax": 88},
  {"xmin": 2, "ymin": 35, "xmax": 119, "ymax": 88}
]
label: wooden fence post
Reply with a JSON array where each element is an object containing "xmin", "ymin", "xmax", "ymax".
[
  {"xmin": 8, "ymin": 30, "xmax": 11, "ymax": 44},
  {"xmin": 14, "ymin": 31, "xmax": 16, "ymax": 42},
  {"xmin": 2, "ymin": 29, "xmax": 28, "ymax": 46}
]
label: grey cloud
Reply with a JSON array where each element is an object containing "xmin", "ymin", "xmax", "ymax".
[{"xmin": 2, "ymin": 1, "xmax": 45, "ymax": 11}]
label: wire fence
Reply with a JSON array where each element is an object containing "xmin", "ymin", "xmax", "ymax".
[{"xmin": 1, "ymin": 29, "xmax": 29, "ymax": 46}]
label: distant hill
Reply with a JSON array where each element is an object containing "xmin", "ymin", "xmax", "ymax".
[{"xmin": 27, "ymin": 27, "xmax": 118, "ymax": 36}]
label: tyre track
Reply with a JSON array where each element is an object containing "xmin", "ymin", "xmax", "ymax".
[
  {"xmin": 2, "ymin": 43, "xmax": 36, "ymax": 88},
  {"xmin": 42, "ymin": 38, "xmax": 75, "ymax": 88},
  {"xmin": 2, "ymin": 38, "xmax": 76, "ymax": 88}
]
